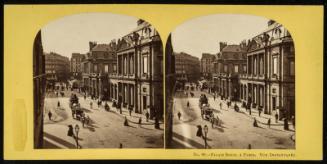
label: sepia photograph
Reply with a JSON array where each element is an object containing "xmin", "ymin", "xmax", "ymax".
[
  {"xmin": 165, "ymin": 14, "xmax": 295, "ymax": 149},
  {"xmin": 33, "ymin": 13, "xmax": 164, "ymax": 149}
]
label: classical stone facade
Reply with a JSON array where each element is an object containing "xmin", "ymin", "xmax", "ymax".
[
  {"xmin": 239, "ymin": 20, "xmax": 295, "ymax": 119},
  {"xmin": 81, "ymin": 41, "xmax": 117, "ymax": 100},
  {"xmin": 109, "ymin": 19, "xmax": 163, "ymax": 119},
  {"xmin": 212, "ymin": 43, "xmax": 247, "ymax": 100},
  {"xmin": 174, "ymin": 52, "xmax": 200, "ymax": 84}
]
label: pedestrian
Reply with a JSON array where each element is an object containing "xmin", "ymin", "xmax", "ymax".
[
  {"xmin": 84, "ymin": 95, "xmax": 86, "ymax": 100},
  {"xmin": 234, "ymin": 104, "xmax": 239, "ymax": 112},
  {"xmin": 219, "ymin": 102, "xmax": 222, "ymax": 110},
  {"xmin": 119, "ymin": 143, "xmax": 123, "ymax": 149},
  {"xmin": 284, "ymin": 118, "xmax": 289, "ymax": 130},
  {"xmin": 129, "ymin": 107, "xmax": 132, "ymax": 116},
  {"xmin": 138, "ymin": 117, "xmax": 142, "ymax": 127},
  {"xmin": 196, "ymin": 125, "xmax": 203, "ymax": 138},
  {"xmin": 177, "ymin": 111, "xmax": 182, "ymax": 120},
  {"xmin": 187, "ymin": 101, "xmax": 190, "ymax": 108},
  {"xmin": 72, "ymin": 110, "xmax": 75, "ymax": 118},
  {"xmin": 48, "ymin": 111, "xmax": 52, "ymax": 121},
  {"xmin": 90, "ymin": 102, "xmax": 93, "ymax": 109},
  {"xmin": 145, "ymin": 111, "xmax": 150, "ymax": 122},
  {"xmin": 291, "ymin": 116, "xmax": 295, "ymax": 129},
  {"xmin": 154, "ymin": 116, "xmax": 160, "ymax": 129},
  {"xmin": 81, "ymin": 116, "xmax": 85, "ymax": 127},
  {"xmin": 275, "ymin": 113, "xmax": 279, "ymax": 123},
  {"xmin": 214, "ymin": 94, "xmax": 216, "ymax": 101},
  {"xmin": 105, "ymin": 102, "xmax": 110, "ymax": 112},
  {"xmin": 57, "ymin": 101, "xmax": 60, "ymax": 108},
  {"xmin": 67, "ymin": 125, "xmax": 75, "ymax": 138},
  {"xmin": 211, "ymin": 116, "xmax": 214, "ymax": 128},
  {"xmin": 253, "ymin": 118, "xmax": 258, "ymax": 127},
  {"xmin": 86, "ymin": 116, "xmax": 90, "ymax": 126},
  {"xmin": 216, "ymin": 116, "xmax": 220, "ymax": 126},
  {"xmin": 249, "ymin": 108, "xmax": 252, "ymax": 115},
  {"xmin": 124, "ymin": 116, "xmax": 129, "ymax": 126},
  {"xmin": 267, "ymin": 118, "xmax": 271, "ymax": 128}
]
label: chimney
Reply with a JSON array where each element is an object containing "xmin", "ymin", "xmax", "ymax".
[
  {"xmin": 89, "ymin": 41, "xmax": 97, "ymax": 51},
  {"xmin": 219, "ymin": 42, "xmax": 227, "ymax": 52}
]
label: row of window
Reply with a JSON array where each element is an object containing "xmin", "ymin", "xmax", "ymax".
[
  {"xmin": 83, "ymin": 63, "xmax": 117, "ymax": 74},
  {"xmin": 214, "ymin": 64, "xmax": 247, "ymax": 74}
]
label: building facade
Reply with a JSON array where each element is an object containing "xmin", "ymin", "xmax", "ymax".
[
  {"xmin": 212, "ymin": 42, "xmax": 247, "ymax": 100},
  {"xmin": 174, "ymin": 52, "xmax": 200, "ymax": 84},
  {"xmin": 81, "ymin": 41, "xmax": 117, "ymax": 100},
  {"xmin": 239, "ymin": 20, "xmax": 295, "ymax": 119},
  {"xmin": 200, "ymin": 53, "xmax": 216, "ymax": 80},
  {"xmin": 70, "ymin": 53, "xmax": 84, "ymax": 78},
  {"xmin": 108, "ymin": 19, "xmax": 163, "ymax": 119},
  {"xmin": 45, "ymin": 52, "xmax": 70, "ymax": 89}
]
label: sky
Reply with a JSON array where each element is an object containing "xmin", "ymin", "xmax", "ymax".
[
  {"xmin": 41, "ymin": 13, "xmax": 138, "ymax": 58},
  {"xmin": 171, "ymin": 14, "xmax": 269, "ymax": 58}
]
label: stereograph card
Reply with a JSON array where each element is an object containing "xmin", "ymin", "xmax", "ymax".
[{"xmin": 3, "ymin": 4, "xmax": 324, "ymax": 160}]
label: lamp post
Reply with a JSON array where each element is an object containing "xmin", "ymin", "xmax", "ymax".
[
  {"xmin": 203, "ymin": 125, "xmax": 208, "ymax": 149},
  {"xmin": 248, "ymin": 93, "xmax": 252, "ymax": 115},
  {"xmin": 75, "ymin": 124, "xmax": 80, "ymax": 149}
]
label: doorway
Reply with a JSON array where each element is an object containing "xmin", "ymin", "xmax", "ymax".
[
  {"xmin": 272, "ymin": 97, "xmax": 276, "ymax": 110},
  {"xmin": 143, "ymin": 96, "xmax": 147, "ymax": 110}
]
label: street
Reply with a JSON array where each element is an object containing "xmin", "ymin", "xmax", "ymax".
[
  {"xmin": 43, "ymin": 89, "xmax": 164, "ymax": 149},
  {"xmin": 170, "ymin": 90, "xmax": 295, "ymax": 149}
]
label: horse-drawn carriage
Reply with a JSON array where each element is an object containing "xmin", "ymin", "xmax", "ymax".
[
  {"xmin": 71, "ymin": 103, "xmax": 84, "ymax": 120},
  {"xmin": 201, "ymin": 105, "xmax": 214, "ymax": 120}
]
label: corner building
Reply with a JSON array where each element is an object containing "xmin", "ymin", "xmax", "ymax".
[
  {"xmin": 212, "ymin": 42, "xmax": 248, "ymax": 100},
  {"xmin": 174, "ymin": 52, "xmax": 201, "ymax": 84},
  {"xmin": 81, "ymin": 41, "xmax": 117, "ymax": 100},
  {"xmin": 240, "ymin": 20, "xmax": 295, "ymax": 119},
  {"xmin": 109, "ymin": 19, "xmax": 163, "ymax": 119}
]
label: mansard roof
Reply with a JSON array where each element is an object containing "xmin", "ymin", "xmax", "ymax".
[{"xmin": 91, "ymin": 44, "xmax": 116, "ymax": 52}]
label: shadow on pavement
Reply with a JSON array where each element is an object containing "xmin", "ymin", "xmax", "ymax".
[
  {"xmin": 172, "ymin": 132, "xmax": 204, "ymax": 148},
  {"xmin": 140, "ymin": 126, "xmax": 153, "ymax": 130},
  {"xmin": 80, "ymin": 107, "xmax": 93, "ymax": 113},
  {"xmin": 43, "ymin": 132, "xmax": 77, "ymax": 149},
  {"xmin": 84, "ymin": 118, "xmax": 99, "ymax": 132}
]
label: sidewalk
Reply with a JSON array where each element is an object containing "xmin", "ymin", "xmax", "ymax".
[
  {"xmin": 79, "ymin": 96, "xmax": 164, "ymax": 127},
  {"xmin": 207, "ymin": 95, "xmax": 295, "ymax": 132}
]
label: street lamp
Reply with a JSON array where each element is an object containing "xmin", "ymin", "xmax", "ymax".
[
  {"xmin": 203, "ymin": 125, "xmax": 209, "ymax": 149},
  {"xmin": 75, "ymin": 124, "xmax": 80, "ymax": 149}
]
